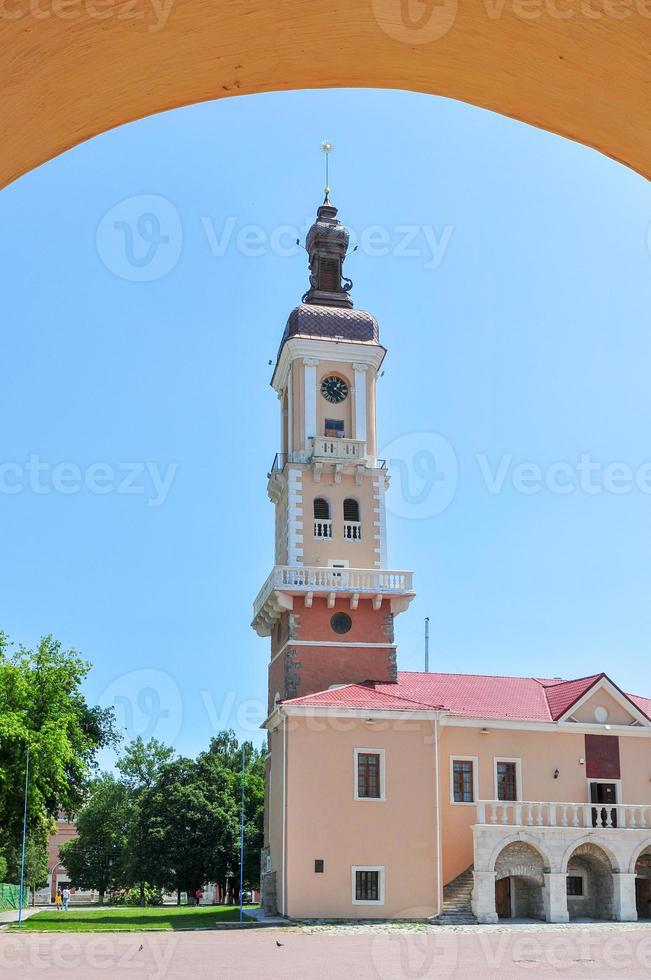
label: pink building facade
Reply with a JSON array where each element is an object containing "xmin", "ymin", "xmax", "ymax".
[{"xmin": 254, "ymin": 196, "xmax": 651, "ymax": 923}]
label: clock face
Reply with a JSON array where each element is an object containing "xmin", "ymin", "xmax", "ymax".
[{"xmin": 320, "ymin": 375, "xmax": 349, "ymax": 404}]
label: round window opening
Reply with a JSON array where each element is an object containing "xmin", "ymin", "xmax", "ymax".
[
  {"xmin": 594, "ymin": 705, "xmax": 609, "ymax": 723},
  {"xmin": 331, "ymin": 612, "xmax": 352, "ymax": 635}
]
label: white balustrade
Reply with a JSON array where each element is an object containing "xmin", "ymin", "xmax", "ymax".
[
  {"xmin": 252, "ymin": 564, "xmax": 414, "ymax": 622},
  {"xmin": 311, "ymin": 437, "xmax": 366, "ymax": 461},
  {"xmin": 343, "ymin": 521, "xmax": 362, "ymax": 540},
  {"xmin": 313, "ymin": 519, "xmax": 333, "ymax": 539},
  {"xmin": 475, "ymin": 800, "xmax": 651, "ymax": 830}
]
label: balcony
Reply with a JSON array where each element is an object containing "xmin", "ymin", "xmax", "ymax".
[
  {"xmin": 252, "ymin": 564, "xmax": 415, "ymax": 636},
  {"xmin": 472, "ymin": 799, "xmax": 651, "ymax": 923},
  {"xmin": 343, "ymin": 520, "xmax": 362, "ymax": 540},
  {"xmin": 476, "ymin": 799, "xmax": 651, "ymax": 830},
  {"xmin": 269, "ymin": 442, "xmax": 386, "ymax": 475},
  {"xmin": 312, "ymin": 436, "xmax": 366, "ymax": 461},
  {"xmin": 313, "ymin": 519, "xmax": 333, "ymax": 539}
]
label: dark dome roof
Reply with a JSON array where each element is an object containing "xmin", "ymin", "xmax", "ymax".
[
  {"xmin": 278, "ymin": 303, "xmax": 380, "ymax": 359},
  {"xmin": 305, "ymin": 203, "xmax": 350, "ymax": 254}
]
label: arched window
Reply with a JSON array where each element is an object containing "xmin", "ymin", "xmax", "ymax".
[
  {"xmin": 343, "ymin": 498, "xmax": 359, "ymax": 522},
  {"xmin": 313, "ymin": 497, "xmax": 332, "ymax": 538},
  {"xmin": 343, "ymin": 498, "xmax": 361, "ymax": 539}
]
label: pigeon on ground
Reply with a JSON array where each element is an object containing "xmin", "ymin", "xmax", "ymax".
[
  {"xmin": 276, "ymin": 940, "xmax": 284, "ymax": 947},
  {"xmin": 138, "ymin": 945, "xmax": 143, "ymax": 951}
]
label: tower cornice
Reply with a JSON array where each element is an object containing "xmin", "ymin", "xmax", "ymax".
[{"xmin": 271, "ymin": 336, "xmax": 386, "ymax": 394}]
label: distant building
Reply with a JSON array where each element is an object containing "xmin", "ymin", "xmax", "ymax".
[{"xmin": 32, "ymin": 816, "xmax": 98, "ymax": 904}]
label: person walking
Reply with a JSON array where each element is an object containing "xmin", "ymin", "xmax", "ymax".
[
  {"xmin": 55, "ymin": 889, "xmax": 62, "ymax": 911},
  {"xmin": 62, "ymin": 886, "xmax": 70, "ymax": 911}
]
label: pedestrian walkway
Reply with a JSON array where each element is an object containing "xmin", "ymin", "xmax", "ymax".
[
  {"xmin": 246, "ymin": 907, "xmax": 287, "ymax": 925},
  {"xmin": 0, "ymin": 907, "xmax": 42, "ymax": 926}
]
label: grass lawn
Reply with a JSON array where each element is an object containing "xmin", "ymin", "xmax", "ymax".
[{"xmin": 13, "ymin": 904, "xmax": 257, "ymax": 932}]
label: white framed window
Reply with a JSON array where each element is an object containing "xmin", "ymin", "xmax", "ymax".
[
  {"xmin": 354, "ymin": 747, "xmax": 386, "ymax": 801},
  {"xmin": 450, "ymin": 756, "xmax": 479, "ymax": 805},
  {"xmin": 494, "ymin": 757, "xmax": 522, "ymax": 802},
  {"xmin": 352, "ymin": 866, "xmax": 385, "ymax": 905}
]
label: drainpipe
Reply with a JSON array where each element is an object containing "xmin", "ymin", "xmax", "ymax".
[
  {"xmin": 434, "ymin": 713, "xmax": 442, "ymax": 915},
  {"xmin": 282, "ymin": 713, "xmax": 287, "ymax": 917}
]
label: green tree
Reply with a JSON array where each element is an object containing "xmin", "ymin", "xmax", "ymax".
[
  {"xmin": 136, "ymin": 733, "xmax": 265, "ymax": 904},
  {"xmin": 2, "ymin": 825, "xmax": 49, "ymax": 902},
  {"xmin": 139, "ymin": 754, "xmax": 240, "ymax": 902},
  {"xmin": 0, "ymin": 632, "xmax": 119, "ymax": 860},
  {"xmin": 116, "ymin": 738, "xmax": 174, "ymax": 904},
  {"xmin": 199, "ymin": 736, "xmax": 266, "ymax": 895},
  {"xmin": 59, "ymin": 774, "xmax": 129, "ymax": 902}
]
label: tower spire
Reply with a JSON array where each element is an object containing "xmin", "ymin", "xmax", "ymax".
[
  {"xmin": 302, "ymin": 142, "xmax": 353, "ymax": 309},
  {"xmin": 321, "ymin": 139, "xmax": 333, "ymax": 204}
]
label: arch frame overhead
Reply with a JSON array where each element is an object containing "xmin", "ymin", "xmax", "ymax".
[
  {"xmin": 2, "ymin": 0, "xmax": 651, "ymax": 189},
  {"xmin": 560, "ymin": 837, "xmax": 621, "ymax": 874},
  {"xmin": 486, "ymin": 831, "xmax": 553, "ymax": 875}
]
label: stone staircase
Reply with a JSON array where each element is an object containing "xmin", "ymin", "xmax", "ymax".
[{"xmin": 431, "ymin": 866, "xmax": 477, "ymax": 925}]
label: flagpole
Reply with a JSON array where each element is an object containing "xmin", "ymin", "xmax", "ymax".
[{"xmin": 18, "ymin": 746, "xmax": 29, "ymax": 927}]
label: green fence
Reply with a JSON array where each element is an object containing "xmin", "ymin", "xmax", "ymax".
[{"xmin": 0, "ymin": 883, "xmax": 29, "ymax": 911}]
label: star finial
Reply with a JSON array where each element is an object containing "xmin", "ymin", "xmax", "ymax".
[{"xmin": 321, "ymin": 140, "xmax": 333, "ymax": 203}]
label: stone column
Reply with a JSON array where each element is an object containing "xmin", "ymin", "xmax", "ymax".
[
  {"xmin": 543, "ymin": 872, "xmax": 569, "ymax": 923},
  {"xmin": 472, "ymin": 871, "xmax": 498, "ymax": 923},
  {"xmin": 612, "ymin": 873, "xmax": 638, "ymax": 921}
]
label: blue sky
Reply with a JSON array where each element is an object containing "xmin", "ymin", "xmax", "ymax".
[{"xmin": 2, "ymin": 88, "xmax": 650, "ymax": 761}]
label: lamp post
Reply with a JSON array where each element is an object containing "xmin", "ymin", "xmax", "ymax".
[
  {"xmin": 239, "ymin": 743, "xmax": 246, "ymax": 923},
  {"xmin": 17, "ymin": 746, "xmax": 29, "ymax": 927}
]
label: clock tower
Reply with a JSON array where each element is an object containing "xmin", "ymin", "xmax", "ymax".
[{"xmin": 251, "ymin": 195, "xmax": 415, "ymax": 712}]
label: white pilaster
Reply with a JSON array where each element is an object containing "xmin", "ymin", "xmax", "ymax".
[
  {"xmin": 471, "ymin": 870, "xmax": 498, "ymax": 924},
  {"xmin": 373, "ymin": 475, "xmax": 388, "ymax": 569},
  {"xmin": 612, "ymin": 873, "xmax": 638, "ymax": 922},
  {"xmin": 303, "ymin": 357, "xmax": 319, "ymax": 449},
  {"xmin": 543, "ymin": 872, "xmax": 569, "ymax": 923},
  {"xmin": 287, "ymin": 467, "xmax": 303, "ymax": 565},
  {"xmin": 352, "ymin": 362, "xmax": 368, "ymax": 444},
  {"xmin": 287, "ymin": 369, "xmax": 293, "ymax": 455}
]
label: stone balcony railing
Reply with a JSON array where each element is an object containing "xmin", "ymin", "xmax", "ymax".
[
  {"xmin": 269, "ymin": 440, "xmax": 386, "ymax": 474},
  {"xmin": 252, "ymin": 564, "xmax": 415, "ymax": 636},
  {"xmin": 312, "ymin": 436, "xmax": 366, "ymax": 461},
  {"xmin": 476, "ymin": 799, "xmax": 651, "ymax": 830}
]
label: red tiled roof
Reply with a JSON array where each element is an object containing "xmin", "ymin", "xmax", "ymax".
[
  {"xmin": 629, "ymin": 694, "xmax": 651, "ymax": 718},
  {"xmin": 281, "ymin": 671, "xmax": 651, "ymax": 723},
  {"xmin": 542, "ymin": 673, "xmax": 604, "ymax": 720},
  {"xmin": 282, "ymin": 683, "xmax": 438, "ymax": 712}
]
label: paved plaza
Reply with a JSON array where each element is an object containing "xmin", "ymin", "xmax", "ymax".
[{"xmin": 3, "ymin": 923, "xmax": 651, "ymax": 979}]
